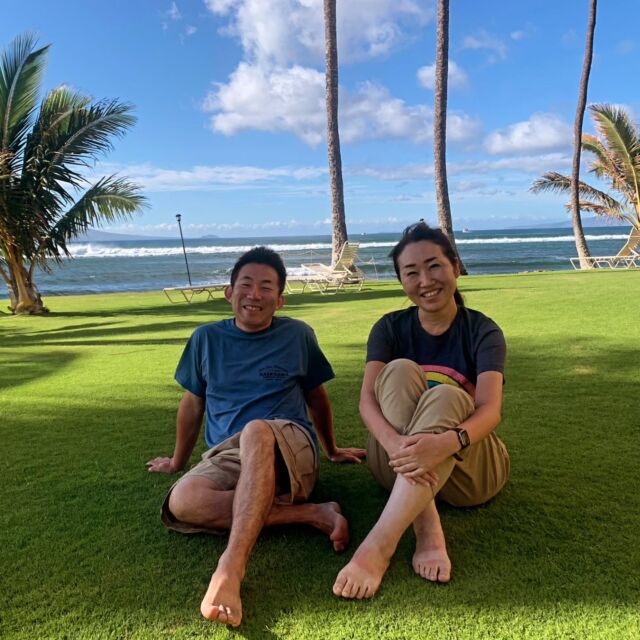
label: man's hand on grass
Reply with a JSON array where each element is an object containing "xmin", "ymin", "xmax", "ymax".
[
  {"xmin": 146, "ymin": 456, "xmax": 179, "ymax": 473},
  {"xmin": 326, "ymin": 447, "xmax": 366, "ymax": 464}
]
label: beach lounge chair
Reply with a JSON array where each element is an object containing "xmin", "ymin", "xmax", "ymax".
[
  {"xmin": 294, "ymin": 241, "xmax": 365, "ymax": 293},
  {"xmin": 570, "ymin": 227, "xmax": 640, "ymax": 269},
  {"xmin": 163, "ymin": 283, "xmax": 228, "ymax": 303}
]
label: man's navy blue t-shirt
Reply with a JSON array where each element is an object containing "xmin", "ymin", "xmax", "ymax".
[{"xmin": 175, "ymin": 316, "xmax": 334, "ymax": 448}]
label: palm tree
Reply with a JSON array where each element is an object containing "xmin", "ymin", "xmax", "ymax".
[
  {"xmin": 323, "ymin": 0, "xmax": 348, "ymax": 266},
  {"xmin": 0, "ymin": 34, "xmax": 146, "ymax": 314},
  {"xmin": 433, "ymin": 0, "xmax": 466, "ymax": 274},
  {"xmin": 570, "ymin": 0, "xmax": 598, "ymax": 268},
  {"xmin": 531, "ymin": 104, "xmax": 640, "ymax": 236}
]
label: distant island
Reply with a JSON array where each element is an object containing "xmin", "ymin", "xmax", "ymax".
[
  {"xmin": 70, "ymin": 229, "xmax": 166, "ymax": 242},
  {"xmin": 70, "ymin": 229, "xmax": 220, "ymax": 242},
  {"xmin": 508, "ymin": 216, "xmax": 628, "ymax": 230}
]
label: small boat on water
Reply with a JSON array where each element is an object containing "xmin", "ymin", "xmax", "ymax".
[{"xmin": 462, "ymin": 228, "xmax": 471, "ymax": 233}]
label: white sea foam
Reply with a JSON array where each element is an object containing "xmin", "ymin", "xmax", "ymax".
[{"xmin": 67, "ymin": 233, "xmax": 629, "ymax": 258}]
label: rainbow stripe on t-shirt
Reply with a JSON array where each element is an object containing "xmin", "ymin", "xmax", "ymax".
[{"xmin": 420, "ymin": 364, "xmax": 475, "ymax": 398}]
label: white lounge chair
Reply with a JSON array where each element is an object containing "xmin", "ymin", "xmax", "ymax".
[
  {"xmin": 294, "ymin": 242, "xmax": 365, "ymax": 293},
  {"xmin": 570, "ymin": 227, "xmax": 640, "ymax": 269},
  {"xmin": 163, "ymin": 283, "xmax": 228, "ymax": 303}
]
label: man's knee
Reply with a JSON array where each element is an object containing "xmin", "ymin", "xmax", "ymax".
[
  {"xmin": 239, "ymin": 419, "xmax": 276, "ymax": 451},
  {"xmin": 168, "ymin": 475, "xmax": 210, "ymax": 523}
]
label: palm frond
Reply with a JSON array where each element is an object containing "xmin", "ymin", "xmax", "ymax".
[
  {"xmin": 0, "ymin": 33, "xmax": 49, "ymax": 152},
  {"xmin": 564, "ymin": 200, "xmax": 634, "ymax": 225},
  {"xmin": 582, "ymin": 133, "xmax": 634, "ymax": 203},
  {"xmin": 32, "ymin": 176, "xmax": 146, "ymax": 263},
  {"xmin": 589, "ymin": 104, "xmax": 640, "ymax": 199},
  {"xmin": 530, "ymin": 171, "xmax": 625, "ymax": 212},
  {"xmin": 49, "ymin": 100, "xmax": 136, "ymax": 170}
]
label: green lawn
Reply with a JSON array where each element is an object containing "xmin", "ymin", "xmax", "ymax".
[{"xmin": 1, "ymin": 271, "xmax": 639, "ymax": 639}]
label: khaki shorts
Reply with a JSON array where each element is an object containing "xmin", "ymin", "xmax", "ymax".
[{"xmin": 161, "ymin": 419, "xmax": 318, "ymax": 534}]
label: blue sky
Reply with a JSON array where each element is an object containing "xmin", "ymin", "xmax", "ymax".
[{"xmin": 3, "ymin": 0, "xmax": 639, "ymax": 237}]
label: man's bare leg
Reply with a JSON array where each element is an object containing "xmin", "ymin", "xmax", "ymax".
[
  {"xmin": 168, "ymin": 480, "xmax": 349, "ymax": 552},
  {"xmin": 196, "ymin": 420, "xmax": 278, "ymax": 626},
  {"xmin": 333, "ymin": 475, "xmax": 433, "ymax": 599},
  {"xmin": 412, "ymin": 499, "xmax": 451, "ymax": 583},
  {"xmin": 168, "ymin": 420, "xmax": 348, "ymax": 626}
]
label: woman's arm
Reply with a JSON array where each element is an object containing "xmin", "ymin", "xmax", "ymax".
[{"xmin": 388, "ymin": 371, "xmax": 503, "ymax": 479}]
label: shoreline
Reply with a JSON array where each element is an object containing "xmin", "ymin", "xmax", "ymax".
[{"xmin": 3, "ymin": 268, "xmax": 636, "ymax": 308}]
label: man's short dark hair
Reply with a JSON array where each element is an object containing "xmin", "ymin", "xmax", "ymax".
[{"xmin": 230, "ymin": 246, "xmax": 287, "ymax": 294}]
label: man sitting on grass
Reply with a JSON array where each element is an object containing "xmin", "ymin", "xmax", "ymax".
[{"xmin": 147, "ymin": 246, "xmax": 365, "ymax": 627}]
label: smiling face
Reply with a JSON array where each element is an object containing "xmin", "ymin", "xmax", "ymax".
[
  {"xmin": 224, "ymin": 263, "xmax": 284, "ymax": 333},
  {"xmin": 397, "ymin": 240, "xmax": 460, "ymax": 318}
]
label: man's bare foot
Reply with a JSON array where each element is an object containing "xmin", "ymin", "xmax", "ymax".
[
  {"xmin": 412, "ymin": 506, "xmax": 451, "ymax": 583},
  {"xmin": 332, "ymin": 541, "xmax": 391, "ymax": 599},
  {"xmin": 200, "ymin": 568, "xmax": 243, "ymax": 627},
  {"xmin": 314, "ymin": 502, "xmax": 349, "ymax": 552}
]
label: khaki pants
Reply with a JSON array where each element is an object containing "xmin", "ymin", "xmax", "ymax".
[
  {"xmin": 367, "ymin": 359, "xmax": 509, "ymax": 506},
  {"xmin": 161, "ymin": 419, "xmax": 318, "ymax": 534}
]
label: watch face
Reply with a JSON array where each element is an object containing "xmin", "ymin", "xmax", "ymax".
[{"xmin": 457, "ymin": 428, "xmax": 470, "ymax": 448}]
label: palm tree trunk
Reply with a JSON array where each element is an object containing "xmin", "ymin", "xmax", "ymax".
[
  {"xmin": 433, "ymin": 0, "xmax": 467, "ymax": 274},
  {"xmin": 324, "ymin": 0, "xmax": 348, "ymax": 266},
  {"xmin": 4, "ymin": 248, "xmax": 47, "ymax": 314},
  {"xmin": 571, "ymin": 0, "xmax": 597, "ymax": 269}
]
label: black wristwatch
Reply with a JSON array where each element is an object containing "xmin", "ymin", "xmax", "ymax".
[{"xmin": 452, "ymin": 428, "xmax": 470, "ymax": 461}]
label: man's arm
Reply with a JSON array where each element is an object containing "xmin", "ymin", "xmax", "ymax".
[
  {"xmin": 147, "ymin": 390, "xmax": 205, "ymax": 473},
  {"xmin": 305, "ymin": 384, "xmax": 365, "ymax": 464}
]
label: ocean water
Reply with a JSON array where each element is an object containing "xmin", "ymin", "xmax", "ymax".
[{"xmin": 29, "ymin": 227, "xmax": 633, "ymax": 296}]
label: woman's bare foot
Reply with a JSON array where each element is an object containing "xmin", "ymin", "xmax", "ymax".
[
  {"xmin": 200, "ymin": 567, "xmax": 243, "ymax": 627},
  {"xmin": 412, "ymin": 503, "xmax": 451, "ymax": 583},
  {"xmin": 332, "ymin": 541, "xmax": 391, "ymax": 599},
  {"xmin": 315, "ymin": 502, "xmax": 349, "ymax": 552}
]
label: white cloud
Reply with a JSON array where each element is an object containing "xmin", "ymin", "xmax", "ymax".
[
  {"xmin": 204, "ymin": 67, "xmax": 481, "ymax": 146},
  {"xmin": 561, "ymin": 29, "xmax": 577, "ymax": 47},
  {"xmin": 484, "ymin": 113, "xmax": 572, "ymax": 155},
  {"xmin": 205, "ymin": 63, "xmax": 326, "ymax": 145},
  {"xmin": 185, "ymin": 25, "xmax": 197, "ymax": 36},
  {"xmin": 348, "ymin": 153, "xmax": 571, "ymax": 182},
  {"xmin": 616, "ymin": 39, "xmax": 636, "ymax": 55},
  {"xmin": 167, "ymin": 2, "xmax": 181, "ymax": 20},
  {"xmin": 200, "ymin": 0, "xmax": 484, "ymax": 147},
  {"xmin": 510, "ymin": 30, "xmax": 525, "ymax": 41},
  {"xmin": 451, "ymin": 153, "xmax": 571, "ymax": 175},
  {"xmin": 204, "ymin": 0, "xmax": 432, "ymax": 66},
  {"xmin": 417, "ymin": 60, "xmax": 468, "ymax": 90},
  {"xmin": 93, "ymin": 161, "xmax": 326, "ymax": 191},
  {"xmin": 462, "ymin": 30, "xmax": 507, "ymax": 62}
]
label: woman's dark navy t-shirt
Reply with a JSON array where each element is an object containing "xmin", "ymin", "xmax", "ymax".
[{"xmin": 366, "ymin": 306, "xmax": 506, "ymax": 399}]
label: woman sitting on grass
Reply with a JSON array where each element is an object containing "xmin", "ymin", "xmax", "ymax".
[{"xmin": 333, "ymin": 221, "xmax": 510, "ymax": 599}]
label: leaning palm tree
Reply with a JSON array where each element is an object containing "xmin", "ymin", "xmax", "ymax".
[
  {"xmin": 0, "ymin": 34, "xmax": 146, "ymax": 314},
  {"xmin": 569, "ymin": 0, "xmax": 598, "ymax": 268},
  {"xmin": 433, "ymin": 0, "xmax": 466, "ymax": 274},
  {"xmin": 323, "ymin": 0, "xmax": 348, "ymax": 266},
  {"xmin": 531, "ymin": 104, "xmax": 640, "ymax": 240}
]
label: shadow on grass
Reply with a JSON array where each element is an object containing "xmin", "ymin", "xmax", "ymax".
[
  {"xmin": 2, "ymin": 332, "xmax": 640, "ymax": 637},
  {"xmin": 0, "ymin": 349, "xmax": 79, "ymax": 391},
  {"xmin": 1, "ymin": 319, "xmax": 205, "ymax": 348}
]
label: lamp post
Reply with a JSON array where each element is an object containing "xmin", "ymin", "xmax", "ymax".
[{"xmin": 175, "ymin": 213, "xmax": 192, "ymax": 286}]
